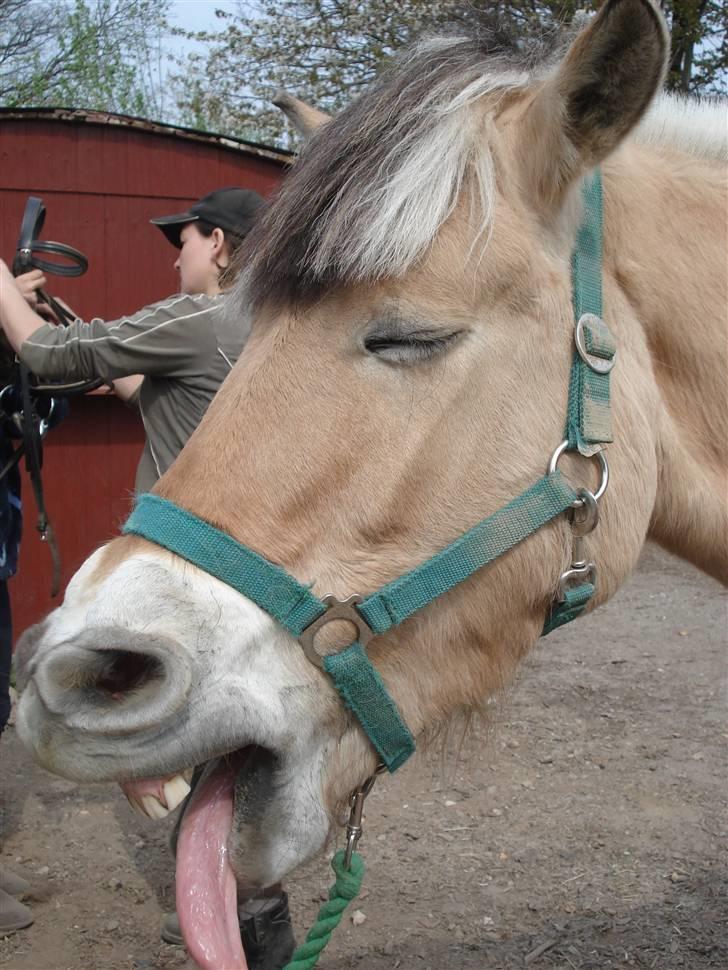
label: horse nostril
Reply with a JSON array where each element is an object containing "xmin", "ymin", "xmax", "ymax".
[
  {"xmin": 90, "ymin": 650, "xmax": 165, "ymax": 702},
  {"xmin": 33, "ymin": 631, "xmax": 193, "ymax": 732},
  {"xmin": 45, "ymin": 648, "xmax": 166, "ymax": 709}
]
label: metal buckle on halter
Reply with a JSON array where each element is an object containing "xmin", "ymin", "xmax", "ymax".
[
  {"xmin": 298, "ymin": 594, "xmax": 375, "ymax": 669},
  {"xmin": 575, "ymin": 313, "xmax": 616, "ymax": 374}
]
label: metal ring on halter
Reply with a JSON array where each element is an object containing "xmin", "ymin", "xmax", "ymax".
[
  {"xmin": 548, "ymin": 439, "xmax": 609, "ymax": 504},
  {"xmin": 298, "ymin": 594, "xmax": 374, "ymax": 669}
]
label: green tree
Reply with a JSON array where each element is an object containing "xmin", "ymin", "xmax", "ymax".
[
  {"xmin": 0, "ymin": 0, "xmax": 171, "ymax": 119},
  {"xmin": 661, "ymin": 1, "xmax": 727, "ymax": 94},
  {"xmin": 173, "ymin": 0, "xmax": 725, "ymax": 146}
]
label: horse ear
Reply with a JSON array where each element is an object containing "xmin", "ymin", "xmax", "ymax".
[
  {"xmin": 272, "ymin": 90, "xmax": 332, "ymax": 140},
  {"xmin": 521, "ymin": 0, "xmax": 669, "ymax": 208}
]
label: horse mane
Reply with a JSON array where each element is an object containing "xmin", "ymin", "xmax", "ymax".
[
  {"xmin": 237, "ymin": 23, "xmax": 726, "ymax": 313},
  {"xmin": 634, "ymin": 93, "xmax": 728, "ymax": 162},
  {"xmin": 238, "ymin": 29, "xmax": 554, "ymax": 310}
]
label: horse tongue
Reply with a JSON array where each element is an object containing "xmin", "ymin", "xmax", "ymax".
[{"xmin": 175, "ymin": 757, "xmax": 248, "ymax": 970}]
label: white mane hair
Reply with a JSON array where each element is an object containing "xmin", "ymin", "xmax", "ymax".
[
  {"xmin": 305, "ymin": 37, "xmax": 530, "ymax": 282},
  {"xmin": 241, "ymin": 32, "xmax": 539, "ymax": 308},
  {"xmin": 240, "ymin": 29, "xmax": 725, "ymax": 313},
  {"xmin": 635, "ymin": 92, "xmax": 728, "ymax": 161}
]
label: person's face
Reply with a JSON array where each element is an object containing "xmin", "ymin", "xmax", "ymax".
[{"xmin": 174, "ymin": 223, "xmax": 220, "ymax": 295}]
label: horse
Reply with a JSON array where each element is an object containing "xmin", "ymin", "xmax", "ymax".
[{"xmin": 14, "ymin": 1, "xmax": 727, "ymax": 968}]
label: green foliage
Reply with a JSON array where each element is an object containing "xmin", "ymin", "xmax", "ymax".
[
  {"xmin": 661, "ymin": 1, "xmax": 727, "ymax": 95},
  {"xmin": 0, "ymin": 0, "xmax": 171, "ymax": 118},
  {"xmin": 172, "ymin": 0, "xmax": 725, "ymax": 146},
  {"xmin": 2, "ymin": 1, "xmax": 723, "ymax": 144}
]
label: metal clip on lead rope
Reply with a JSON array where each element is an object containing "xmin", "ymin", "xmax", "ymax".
[
  {"xmin": 558, "ymin": 486, "xmax": 600, "ymax": 600},
  {"xmin": 343, "ymin": 765, "xmax": 384, "ymax": 869}
]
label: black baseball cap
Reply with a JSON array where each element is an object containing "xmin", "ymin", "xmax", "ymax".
[{"xmin": 150, "ymin": 187, "xmax": 264, "ymax": 248}]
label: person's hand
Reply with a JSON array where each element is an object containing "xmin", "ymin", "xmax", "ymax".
[
  {"xmin": 0, "ymin": 260, "xmax": 51, "ymax": 352},
  {"xmin": 35, "ymin": 303, "xmax": 60, "ymax": 324},
  {"xmin": 14, "ymin": 269, "xmax": 47, "ymax": 308}
]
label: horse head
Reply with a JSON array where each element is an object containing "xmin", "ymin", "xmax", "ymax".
[{"xmin": 16, "ymin": 2, "xmax": 727, "ymax": 968}]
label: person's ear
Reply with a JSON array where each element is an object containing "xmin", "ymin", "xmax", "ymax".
[{"xmin": 210, "ymin": 227, "xmax": 228, "ymax": 265}]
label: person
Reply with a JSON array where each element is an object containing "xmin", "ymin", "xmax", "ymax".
[
  {"xmin": 0, "ymin": 188, "xmax": 296, "ymax": 969},
  {"xmin": 0, "ymin": 187, "xmax": 263, "ymax": 493}
]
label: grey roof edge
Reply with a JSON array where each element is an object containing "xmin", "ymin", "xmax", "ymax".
[{"xmin": 0, "ymin": 106, "xmax": 294, "ymax": 165}]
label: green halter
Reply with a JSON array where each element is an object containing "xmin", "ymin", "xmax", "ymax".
[{"xmin": 123, "ymin": 172, "xmax": 615, "ymax": 772}]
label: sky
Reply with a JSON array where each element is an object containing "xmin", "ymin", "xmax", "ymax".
[
  {"xmin": 157, "ymin": 1, "xmax": 243, "ymax": 114},
  {"xmin": 168, "ymin": 0, "xmax": 241, "ymax": 35}
]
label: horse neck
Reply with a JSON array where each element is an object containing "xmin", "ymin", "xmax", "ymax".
[
  {"xmin": 602, "ymin": 142, "xmax": 728, "ymax": 584},
  {"xmin": 603, "ymin": 143, "xmax": 727, "ymax": 469}
]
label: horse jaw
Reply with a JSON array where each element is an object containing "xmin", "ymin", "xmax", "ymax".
[{"xmin": 14, "ymin": 545, "xmax": 359, "ymax": 889}]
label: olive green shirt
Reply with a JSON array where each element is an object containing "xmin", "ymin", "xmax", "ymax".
[{"xmin": 20, "ymin": 293, "xmax": 248, "ymax": 491}]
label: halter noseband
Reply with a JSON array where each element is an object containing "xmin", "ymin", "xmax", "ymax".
[{"xmin": 123, "ymin": 172, "xmax": 615, "ymax": 772}]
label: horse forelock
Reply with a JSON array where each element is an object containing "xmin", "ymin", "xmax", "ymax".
[{"xmin": 237, "ymin": 31, "xmax": 552, "ymax": 311}]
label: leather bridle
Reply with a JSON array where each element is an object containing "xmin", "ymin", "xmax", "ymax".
[{"xmin": 2, "ymin": 196, "xmax": 98, "ymax": 594}]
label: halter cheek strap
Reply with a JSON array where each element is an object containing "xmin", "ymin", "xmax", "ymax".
[
  {"xmin": 567, "ymin": 173, "xmax": 615, "ymax": 455},
  {"xmin": 122, "ymin": 172, "xmax": 615, "ymax": 773}
]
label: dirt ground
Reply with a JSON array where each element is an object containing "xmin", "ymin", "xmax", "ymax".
[{"xmin": 1, "ymin": 543, "xmax": 725, "ymax": 970}]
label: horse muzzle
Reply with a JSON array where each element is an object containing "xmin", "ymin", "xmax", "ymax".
[{"xmin": 15, "ymin": 622, "xmax": 195, "ymax": 775}]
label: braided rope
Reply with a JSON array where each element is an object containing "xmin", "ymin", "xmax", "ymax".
[{"xmin": 282, "ymin": 850, "xmax": 365, "ymax": 970}]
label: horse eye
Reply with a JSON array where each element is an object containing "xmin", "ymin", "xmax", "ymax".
[{"xmin": 364, "ymin": 330, "xmax": 461, "ymax": 364}]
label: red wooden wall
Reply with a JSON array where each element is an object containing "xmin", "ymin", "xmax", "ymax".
[{"xmin": 0, "ymin": 112, "xmax": 288, "ymax": 636}]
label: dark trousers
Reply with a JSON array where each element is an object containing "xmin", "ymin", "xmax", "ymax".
[{"xmin": 0, "ymin": 580, "xmax": 11, "ymax": 734}]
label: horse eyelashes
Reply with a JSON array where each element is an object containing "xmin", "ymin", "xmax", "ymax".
[{"xmin": 364, "ymin": 330, "xmax": 461, "ymax": 364}]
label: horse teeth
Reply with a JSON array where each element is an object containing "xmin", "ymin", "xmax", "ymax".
[
  {"xmin": 163, "ymin": 775, "xmax": 191, "ymax": 812},
  {"xmin": 140, "ymin": 794, "xmax": 171, "ymax": 820}
]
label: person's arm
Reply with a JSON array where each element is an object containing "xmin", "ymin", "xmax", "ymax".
[
  {"xmin": 1, "ymin": 259, "xmax": 221, "ymax": 384},
  {"xmin": 0, "ymin": 261, "xmax": 50, "ymax": 351}
]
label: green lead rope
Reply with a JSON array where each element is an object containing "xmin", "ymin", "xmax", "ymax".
[{"xmin": 282, "ymin": 850, "xmax": 365, "ymax": 970}]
